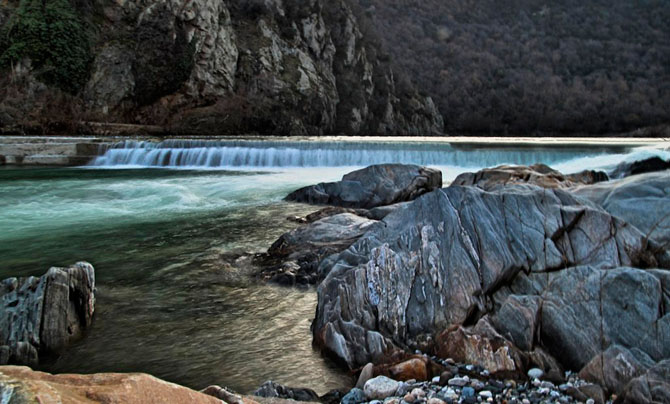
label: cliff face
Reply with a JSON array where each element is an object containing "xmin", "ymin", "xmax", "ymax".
[{"xmin": 0, "ymin": 0, "xmax": 444, "ymax": 136}]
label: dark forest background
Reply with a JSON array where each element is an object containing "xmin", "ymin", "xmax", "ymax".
[{"xmin": 356, "ymin": 0, "xmax": 670, "ymax": 135}]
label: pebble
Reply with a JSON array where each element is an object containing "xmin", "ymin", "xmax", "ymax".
[
  {"xmin": 411, "ymin": 388, "xmax": 426, "ymax": 398},
  {"xmin": 479, "ymin": 391, "xmax": 493, "ymax": 399},
  {"xmin": 461, "ymin": 387, "xmax": 475, "ymax": 398},
  {"xmin": 403, "ymin": 393, "xmax": 415, "ymax": 403},
  {"xmin": 586, "ymin": 400, "xmax": 595, "ymax": 404},
  {"xmin": 364, "ymin": 376, "xmax": 401, "ymax": 400},
  {"xmin": 527, "ymin": 368, "xmax": 544, "ymax": 380},
  {"xmin": 426, "ymin": 399, "xmax": 446, "ymax": 404},
  {"xmin": 447, "ymin": 377, "xmax": 468, "ymax": 387}
]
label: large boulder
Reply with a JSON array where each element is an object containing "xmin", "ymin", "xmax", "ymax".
[
  {"xmin": 312, "ymin": 184, "xmax": 668, "ymax": 371},
  {"xmin": 451, "ymin": 163, "xmax": 608, "ymax": 191},
  {"xmin": 285, "ymin": 164, "xmax": 442, "ymax": 209},
  {"xmin": 0, "ymin": 366, "xmax": 223, "ymax": 404},
  {"xmin": 573, "ymin": 171, "xmax": 670, "ymax": 247},
  {"xmin": 0, "ymin": 262, "xmax": 95, "ymax": 366},
  {"xmin": 615, "ymin": 360, "xmax": 670, "ymax": 404}
]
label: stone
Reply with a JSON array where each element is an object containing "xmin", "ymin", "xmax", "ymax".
[
  {"xmin": 451, "ymin": 164, "xmax": 608, "ymax": 191},
  {"xmin": 462, "ymin": 387, "xmax": 475, "ymax": 398},
  {"xmin": 404, "ymin": 393, "xmax": 416, "ymax": 403},
  {"xmin": 0, "ymin": 262, "xmax": 95, "ymax": 365},
  {"xmin": 313, "ymin": 185, "xmax": 664, "ymax": 369},
  {"xmin": 201, "ymin": 385, "xmax": 244, "ymax": 404},
  {"xmin": 573, "ymin": 170, "xmax": 670, "ymax": 247},
  {"xmin": 427, "ymin": 398, "xmax": 446, "ymax": 404},
  {"xmin": 342, "ymin": 388, "xmax": 367, "ymax": 404},
  {"xmin": 388, "ymin": 358, "xmax": 429, "ymax": 381},
  {"xmin": 0, "ymin": 366, "xmax": 221, "ymax": 404},
  {"xmin": 447, "ymin": 377, "xmax": 469, "ymax": 387},
  {"xmin": 286, "ymin": 164, "xmax": 442, "ymax": 208},
  {"xmin": 364, "ymin": 376, "xmax": 401, "ymax": 400},
  {"xmin": 356, "ymin": 362, "xmax": 375, "ymax": 389},
  {"xmin": 578, "ymin": 345, "xmax": 653, "ymax": 396},
  {"xmin": 253, "ymin": 381, "xmax": 319, "ymax": 402},
  {"xmin": 258, "ymin": 213, "xmax": 378, "ymax": 285},
  {"xmin": 479, "ymin": 391, "xmax": 493, "ymax": 399},
  {"xmin": 527, "ymin": 368, "xmax": 544, "ymax": 380},
  {"xmin": 614, "ymin": 359, "xmax": 670, "ymax": 404}
]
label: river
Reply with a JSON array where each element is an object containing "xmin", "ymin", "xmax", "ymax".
[{"xmin": 1, "ymin": 139, "xmax": 668, "ymax": 394}]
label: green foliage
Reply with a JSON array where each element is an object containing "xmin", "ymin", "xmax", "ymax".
[{"xmin": 0, "ymin": 0, "xmax": 92, "ymax": 93}]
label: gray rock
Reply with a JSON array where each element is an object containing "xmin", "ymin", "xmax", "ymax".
[
  {"xmin": 578, "ymin": 345, "xmax": 654, "ymax": 396},
  {"xmin": 527, "ymin": 368, "xmax": 544, "ymax": 380},
  {"xmin": 312, "ymin": 185, "xmax": 663, "ymax": 369},
  {"xmin": 342, "ymin": 388, "xmax": 367, "ymax": 404},
  {"xmin": 573, "ymin": 171, "xmax": 670, "ymax": 248},
  {"xmin": 356, "ymin": 362, "xmax": 375, "ymax": 389},
  {"xmin": 0, "ymin": 262, "xmax": 95, "ymax": 365},
  {"xmin": 253, "ymin": 380, "xmax": 320, "ymax": 402},
  {"xmin": 258, "ymin": 213, "xmax": 378, "ymax": 285},
  {"xmin": 286, "ymin": 164, "xmax": 442, "ymax": 208},
  {"xmin": 615, "ymin": 359, "xmax": 670, "ymax": 404},
  {"xmin": 364, "ymin": 376, "xmax": 401, "ymax": 400}
]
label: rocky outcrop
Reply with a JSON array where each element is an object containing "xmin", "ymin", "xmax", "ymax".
[
  {"xmin": 1, "ymin": 0, "xmax": 444, "ymax": 136},
  {"xmin": 286, "ymin": 164, "xmax": 442, "ymax": 208},
  {"xmin": 0, "ymin": 366, "xmax": 223, "ymax": 404},
  {"xmin": 451, "ymin": 164, "xmax": 608, "ymax": 190},
  {"xmin": 258, "ymin": 213, "xmax": 378, "ymax": 285},
  {"xmin": 615, "ymin": 360, "xmax": 670, "ymax": 404},
  {"xmin": 311, "ymin": 184, "xmax": 669, "ymax": 386},
  {"xmin": 573, "ymin": 171, "xmax": 670, "ymax": 247},
  {"xmin": 0, "ymin": 262, "xmax": 95, "ymax": 366}
]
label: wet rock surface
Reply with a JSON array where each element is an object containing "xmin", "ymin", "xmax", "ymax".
[
  {"xmin": 0, "ymin": 262, "xmax": 95, "ymax": 366},
  {"xmin": 286, "ymin": 164, "xmax": 442, "ymax": 209},
  {"xmin": 609, "ymin": 156, "xmax": 670, "ymax": 179}
]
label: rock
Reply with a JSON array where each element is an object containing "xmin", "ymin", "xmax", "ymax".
[
  {"xmin": 0, "ymin": 262, "xmax": 95, "ymax": 365},
  {"xmin": 285, "ymin": 164, "xmax": 442, "ymax": 208},
  {"xmin": 253, "ymin": 381, "xmax": 320, "ymax": 402},
  {"xmin": 573, "ymin": 170, "xmax": 670, "ymax": 247},
  {"xmin": 451, "ymin": 164, "xmax": 608, "ymax": 191},
  {"xmin": 258, "ymin": 213, "xmax": 378, "ymax": 285},
  {"xmin": 342, "ymin": 388, "xmax": 367, "ymax": 404},
  {"xmin": 526, "ymin": 348, "xmax": 564, "ymax": 383},
  {"xmin": 527, "ymin": 368, "xmax": 544, "ymax": 380},
  {"xmin": 609, "ymin": 156, "xmax": 670, "ymax": 179},
  {"xmin": 403, "ymin": 393, "xmax": 416, "ymax": 403},
  {"xmin": 578, "ymin": 345, "xmax": 654, "ymax": 396},
  {"xmin": 364, "ymin": 376, "xmax": 401, "ymax": 400},
  {"xmin": 615, "ymin": 359, "xmax": 670, "ymax": 404},
  {"xmin": 447, "ymin": 377, "xmax": 469, "ymax": 387},
  {"xmin": 461, "ymin": 387, "xmax": 475, "ymax": 398},
  {"xmin": 0, "ymin": 366, "xmax": 222, "ymax": 404},
  {"xmin": 435, "ymin": 319, "xmax": 524, "ymax": 378},
  {"xmin": 356, "ymin": 362, "xmax": 375, "ymax": 389},
  {"xmin": 427, "ymin": 398, "xmax": 446, "ymax": 404},
  {"xmin": 201, "ymin": 385, "xmax": 245, "ymax": 404},
  {"xmin": 388, "ymin": 358, "xmax": 429, "ymax": 381},
  {"xmin": 313, "ymin": 185, "xmax": 663, "ymax": 369},
  {"xmin": 577, "ymin": 384, "xmax": 605, "ymax": 404}
]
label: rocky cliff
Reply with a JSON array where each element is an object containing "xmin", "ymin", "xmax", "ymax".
[{"xmin": 0, "ymin": 0, "xmax": 443, "ymax": 136}]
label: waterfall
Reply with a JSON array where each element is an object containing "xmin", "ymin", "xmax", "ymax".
[{"xmin": 89, "ymin": 139, "xmax": 632, "ymax": 170}]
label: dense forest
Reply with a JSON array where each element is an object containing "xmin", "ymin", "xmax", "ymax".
[{"xmin": 357, "ymin": 0, "xmax": 670, "ymax": 134}]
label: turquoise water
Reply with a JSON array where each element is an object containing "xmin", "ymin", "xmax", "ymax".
[{"xmin": 1, "ymin": 141, "xmax": 669, "ymax": 393}]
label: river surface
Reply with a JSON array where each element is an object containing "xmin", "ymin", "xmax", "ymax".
[{"xmin": 1, "ymin": 139, "xmax": 668, "ymax": 394}]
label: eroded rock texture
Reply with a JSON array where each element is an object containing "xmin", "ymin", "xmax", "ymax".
[
  {"xmin": 451, "ymin": 164, "xmax": 608, "ymax": 190},
  {"xmin": 0, "ymin": 262, "xmax": 95, "ymax": 366},
  {"xmin": 311, "ymin": 184, "xmax": 669, "ymax": 392}
]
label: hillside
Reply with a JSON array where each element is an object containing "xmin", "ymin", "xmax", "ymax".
[
  {"xmin": 358, "ymin": 0, "xmax": 670, "ymax": 134},
  {"xmin": 0, "ymin": 0, "xmax": 443, "ymax": 136}
]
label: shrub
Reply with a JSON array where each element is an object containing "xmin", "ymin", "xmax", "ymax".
[{"xmin": 0, "ymin": 0, "xmax": 92, "ymax": 94}]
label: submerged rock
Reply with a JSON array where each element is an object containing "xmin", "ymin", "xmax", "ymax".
[
  {"xmin": 451, "ymin": 163, "xmax": 608, "ymax": 190},
  {"xmin": 285, "ymin": 164, "xmax": 442, "ymax": 209},
  {"xmin": 0, "ymin": 262, "xmax": 95, "ymax": 365},
  {"xmin": 0, "ymin": 366, "xmax": 222, "ymax": 404},
  {"xmin": 254, "ymin": 380, "xmax": 320, "ymax": 402}
]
